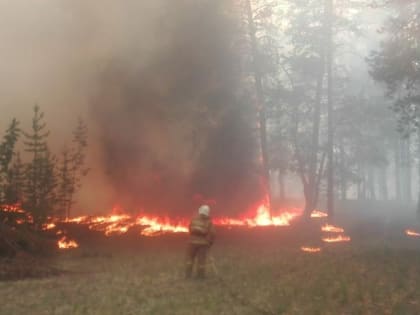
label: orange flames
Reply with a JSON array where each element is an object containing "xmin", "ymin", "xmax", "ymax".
[
  {"xmin": 1, "ymin": 203, "xmax": 33, "ymax": 224},
  {"xmin": 2, "ymin": 204, "xmax": 25, "ymax": 213},
  {"xmin": 42, "ymin": 223, "xmax": 56, "ymax": 230},
  {"xmin": 137, "ymin": 216, "xmax": 188, "ymax": 236},
  {"xmin": 301, "ymin": 246, "xmax": 321, "ymax": 253},
  {"xmin": 321, "ymin": 224, "xmax": 344, "ymax": 233},
  {"xmin": 63, "ymin": 204, "xmax": 301, "ymax": 237},
  {"xmin": 310, "ymin": 210, "xmax": 328, "ymax": 218},
  {"xmin": 322, "ymin": 235, "xmax": 351, "ymax": 243},
  {"xmin": 405, "ymin": 229, "xmax": 420, "ymax": 237},
  {"xmin": 58, "ymin": 236, "xmax": 79, "ymax": 249},
  {"xmin": 66, "ymin": 213, "xmax": 189, "ymax": 237},
  {"xmin": 215, "ymin": 204, "xmax": 302, "ymax": 227},
  {"xmin": 321, "ymin": 223, "xmax": 350, "ymax": 243},
  {"xmin": 6, "ymin": 202, "xmax": 352, "ymax": 250}
]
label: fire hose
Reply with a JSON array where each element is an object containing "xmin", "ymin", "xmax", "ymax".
[{"xmin": 208, "ymin": 253, "xmax": 277, "ymax": 315}]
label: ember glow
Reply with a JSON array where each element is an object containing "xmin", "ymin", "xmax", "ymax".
[
  {"xmin": 311, "ymin": 210, "xmax": 328, "ymax": 218},
  {"xmin": 322, "ymin": 235, "xmax": 351, "ymax": 243},
  {"xmin": 58, "ymin": 236, "xmax": 79, "ymax": 249},
  {"xmin": 301, "ymin": 246, "xmax": 321, "ymax": 253},
  {"xmin": 42, "ymin": 223, "xmax": 56, "ymax": 230},
  {"xmin": 1, "ymin": 203, "xmax": 33, "ymax": 223},
  {"xmin": 1, "ymin": 204, "xmax": 25, "ymax": 213},
  {"xmin": 405, "ymin": 229, "xmax": 420, "ymax": 237},
  {"xmin": 321, "ymin": 224, "xmax": 344, "ymax": 233}
]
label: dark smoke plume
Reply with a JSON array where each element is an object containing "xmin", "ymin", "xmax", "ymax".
[{"xmin": 91, "ymin": 0, "xmax": 264, "ymax": 215}]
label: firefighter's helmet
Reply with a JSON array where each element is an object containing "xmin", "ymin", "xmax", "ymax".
[{"xmin": 198, "ymin": 204, "xmax": 210, "ymax": 217}]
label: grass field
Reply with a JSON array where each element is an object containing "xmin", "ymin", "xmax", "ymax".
[{"xmin": 1, "ymin": 207, "xmax": 420, "ymax": 315}]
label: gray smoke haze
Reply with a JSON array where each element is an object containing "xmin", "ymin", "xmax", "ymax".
[{"xmin": 0, "ymin": 0, "xmax": 263, "ymax": 215}]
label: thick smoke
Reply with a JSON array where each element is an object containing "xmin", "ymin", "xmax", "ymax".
[
  {"xmin": 91, "ymin": 0, "xmax": 263, "ymax": 215},
  {"xmin": 0, "ymin": 0, "xmax": 264, "ymax": 215}
]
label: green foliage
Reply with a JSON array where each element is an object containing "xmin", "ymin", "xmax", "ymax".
[
  {"xmin": 0, "ymin": 105, "xmax": 89, "ymax": 227},
  {"xmin": 3, "ymin": 153, "xmax": 25, "ymax": 205},
  {"xmin": 0, "ymin": 118, "xmax": 21, "ymax": 174},
  {"xmin": 56, "ymin": 119, "xmax": 89, "ymax": 219},
  {"xmin": 368, "ymin": 1, "xmax": 420, "ymax": 134},
  {"xmin": 22, "ymin": 105, "xmax": 56, "ymax": 226},
  {"xmin": 0, "ymin": 118, "xmax": 21, "ymax": 203}
]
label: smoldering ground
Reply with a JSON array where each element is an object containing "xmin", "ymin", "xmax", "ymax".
[{"xmin": 0, "ymin": 0, "xmax": 264, "ymax": 215}]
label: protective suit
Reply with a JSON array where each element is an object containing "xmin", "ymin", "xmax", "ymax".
[{"xmin": 185, "ymin": 205, "xmax": 215, "ymax": 278}]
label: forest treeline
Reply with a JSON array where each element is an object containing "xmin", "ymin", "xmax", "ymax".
[
  {"xmin": 0, "ymin": 105, "xmax": 88, "ymax": 229},
  {"xmin": 235, "ymin": 0, "xmax": 419, "ymax": 216}
]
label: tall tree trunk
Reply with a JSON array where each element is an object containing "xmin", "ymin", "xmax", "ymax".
[
  {"xmin": 305, "ymin": 63, "xmax": 325, "ymax": 216},
  {"xmin": 245, "ymin": 0, "xmax": 272, "ymax": 214},
  {"xmin": 278, "ymin": 169, "xmax": 286, "ymax": 203},
  {"xmin": 378, "ymin": 165, "xmax": 388, "ymax": 201},
  {"xmin": 402, "ymin": 137, "xmax": 412, "ymax": 202},
  {"xmin": 357, "ymin": 163, "xmax": 362, "ymax": 200},
  {"xmin": 417, "ymin": 129, "xmax": 420, "ymax": 217},
  {"xmin": 367, "ymin": 166, "xmax": 376, "ymax": 200},
  {"xmin": 339, "ymin": 140, "xmax": 347, "ymax": 200},
  {"xmin": 395, "ymin": 137, "xmax": 401, "ymax": 201},
  {"xmin": 326, "ymin": 0, "xmax": 334, "ymax": 219}
]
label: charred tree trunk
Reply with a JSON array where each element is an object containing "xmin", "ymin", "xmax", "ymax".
[
  {"xmin": 326, "ymin": 0, "xmax": 334, "ymax": 219},
  {"xmin": 245, "ymin": 0, "xmax": 272, "ymax": 214}
]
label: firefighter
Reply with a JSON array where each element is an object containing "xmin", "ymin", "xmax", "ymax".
[{"xmin": 185, "ymin": 204, "xmax": 215, "ymax": 279}]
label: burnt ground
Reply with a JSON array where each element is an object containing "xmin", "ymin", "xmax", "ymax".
[{"xmin": 1, "ymin": 201, "xmax": 420, "ymax": 314}]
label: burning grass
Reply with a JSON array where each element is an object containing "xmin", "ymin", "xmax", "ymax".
[{"xmin": 1, "ymin": 221, "xmax": 420, "ymax": 315}]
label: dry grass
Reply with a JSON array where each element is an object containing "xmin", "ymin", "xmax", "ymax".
[{"xmin": 1, "ymin": 221, "xmax": 420, "ymax": 315}]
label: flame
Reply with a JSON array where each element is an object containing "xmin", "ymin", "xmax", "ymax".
[
  {"xmin": 58, "ymin": 236, "xmax": 79, "ymax": 249},
  {"xmin": 1, "ymin": 204, "xmax": 25, "ymax": 213},
  {"xmin": 405, "ymin": 229, "xmax": 420, "ymax": 237},
  {"xmin": 1, "ymin": 203, "xmax": 34, "ymax": 223},
  {"xmin": 311, "ymin": 210, "xmax": 328, "ymax": 218},
  {"xmin": 42, "ymin": 223, "xmax": 56, "ymax": 230},
  {"xmin": 215, "ymin": 204, "xmax": 302, "ymax": 227},
  {"xmin": 301, "ymin": 246, "xmax": 321, "ymax": 253},
  {"xmin": 66, "ymin": 216, "xmax": 89, "ymax": 223},
  {"xmin": 138, "ymin": 216, "xmax": 188, "ymax": 236},
  {"xmin": 321, "ymin": 224, "xmax": 344, "ymax": 233},
  {"xmin": 322, "ymin": 235, "xmax": 351, "ymax": 243},
  {"xmin": 0, "ymin": 202, "xmax": 313, "ymax": 240},
  {"xmin": 59, "ymin": 203, "xmax": 303, "ymax": 237}
]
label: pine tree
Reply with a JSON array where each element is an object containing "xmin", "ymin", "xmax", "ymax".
[
  {"xmin": 56, "ymin": 118, "xmax": 89, "ymax": 219},
  {"xmin": 56, "ymin": 147, "xmax": 73, "ymax": 219},
  {"xmin": 0, "ymin": 118, "xmax": 21, "ymax": 204},
  {"xmin": 3, "ymin": 153, "xmax": 25, "ymax": 205},
  {"xmin": 22, "ymin": 105, "xmax": 57, "ymax": 227}
]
